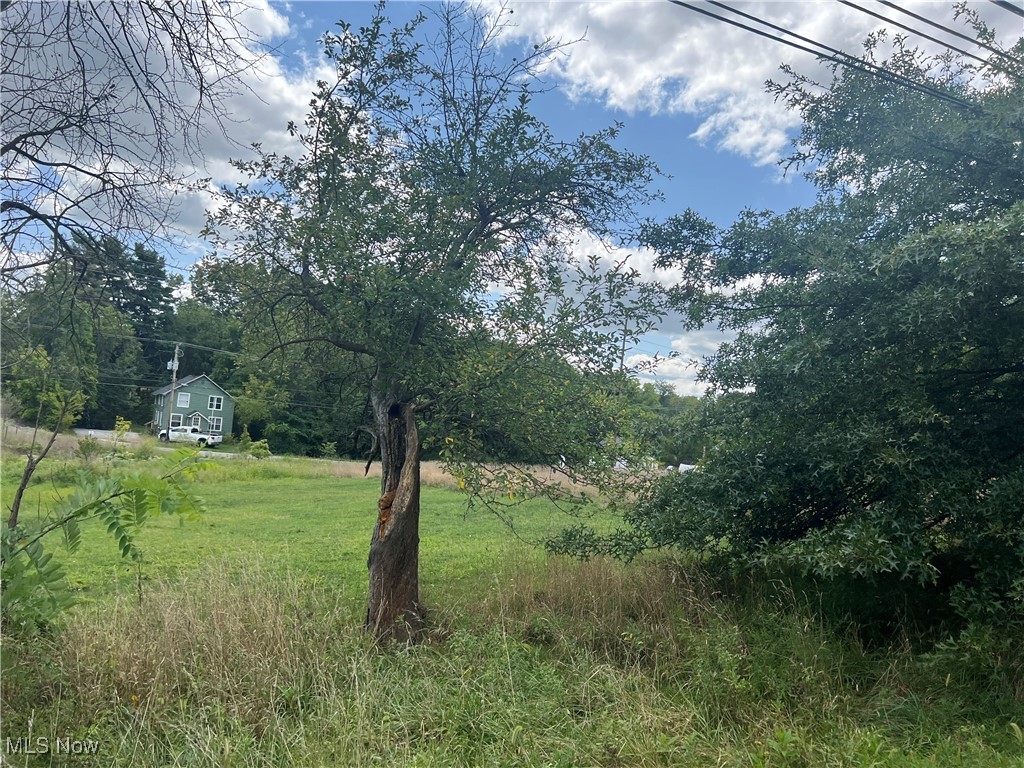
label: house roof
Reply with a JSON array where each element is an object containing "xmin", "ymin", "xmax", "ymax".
[{"xmin": 151, "ymin": 374, "xmax": 233, "ymax": 399}]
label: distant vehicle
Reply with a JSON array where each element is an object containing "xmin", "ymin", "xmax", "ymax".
[{"xmin": 158, "ymin": 426, "xmax": 222, "ymax": 447}]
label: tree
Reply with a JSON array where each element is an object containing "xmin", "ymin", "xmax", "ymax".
[
  {"xmin": 622, "ymin": 23, "xmax": 1024, "ymax": 626},
  {"xmin": 627, "ymin": 382, "xmax": 705, "ymax": 466},
  {"xmin": 165, "ymin": 301, "xmax": 241, "ymax": 384},
  {"xmin": 206, "ymin": 3, "xmax": 662, "ymax": 638},
  {"xmin": 2, "ymin": 1, "xmax": 247, "ymax": 616},
  {"xmin": 4, "ymin": 345, "xmax": 88, "ymax": 531},
  {"xmin": 2, "ymin": 266, "xmax": 102, "ymax": 424},
  {"xmin": 1, "ymin": 234, "xmax": 178, "ymax": 427},
  {"xmin": 1, "ymin": 0, "xmax": 263, "ymax": 284}
]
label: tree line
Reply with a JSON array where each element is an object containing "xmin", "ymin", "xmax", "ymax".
[
  {"xmin": 3, "ymin": 0, "xmax": 1020, "ymax": 643},
  {"xmin": 1, "ymin": 237, "xmax": 703, "ymax": 466}
]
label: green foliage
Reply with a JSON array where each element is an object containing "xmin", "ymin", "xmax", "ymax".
[
  {"xmin": 236, "ymin": 424, "xmax": 253, "ymax": 452},
  {"xmin": 112, "ymin": 415, "xmax": 131, "ymax": 446},
  {"xmin": 5, "ymin": 345, "xmax": 88, "ymax": 429},
  {"xmin": 3, "ymin": 459, "xmax": 1019, "ymax": 765},
  {"xmin": 203, "ymin": 4, "xmax": 664, "ymax": 502},
  {"xmin": 625, "ymin": 381, "xmax": 706, "ymax": 465},
  {"xmin": 247, "ymin": 439, "xmax": 271, "ymax": 459},
  {"xmin": 5, "ymin": 549, "xmax": 1023, "ymax": 766},
  {"xmin": 0, "ymin": 529, "xmax": 75, "ymax": 629},
  {"xmin": 0, "ymin": 449, "xmax": 206, "ymax": 632},
  {"xmin": 0, "ymin": 232, "xmax": 180, "ymax": 428},
  {"xmin": 612, "ymin": 23, "xmax": 1024, "ymax": 630},
  {"xmin": 163, "ymin": 299, "xmax": 239, "ymax": 382},
  {"xmin": 75, "ymin": 436, "xmax": 104, "ymax": 461},
  {"xmin": 131, "ymin": 437, "xmax": 158, "ymax": 461}
]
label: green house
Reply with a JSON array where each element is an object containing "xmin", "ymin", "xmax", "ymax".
[{"xmin": 152, "ymin": 374, "xmax": 235, "ymax": 437}]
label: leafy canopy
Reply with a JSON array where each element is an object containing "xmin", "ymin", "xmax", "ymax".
[
  {"xmin": 204, "ymin": 3, "xmax": 665, "ymax": 500},
  {"xmin": 581, "ymin": 22, "xmax": 1024, "ymax": 625}
]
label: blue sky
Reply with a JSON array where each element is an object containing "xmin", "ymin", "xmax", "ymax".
[
  {"xmin": 176, "ymin": 0, "xmax": 1017, "ymax": 393},
  {"xmin": 269, "ymin": 1, "xmax": 822, "ymax": 226}
]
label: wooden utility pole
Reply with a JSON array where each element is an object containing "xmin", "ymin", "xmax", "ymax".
[{"xmin": 162, "ymin": 343, "xmax": 181, "ymax": 436}]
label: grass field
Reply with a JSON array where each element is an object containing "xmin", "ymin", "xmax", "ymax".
[{"xmin": 2, "ymin": 444, "xmax": 1023, "ymax": 767}]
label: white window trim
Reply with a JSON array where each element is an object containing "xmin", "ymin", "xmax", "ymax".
[
  {"xmin": 170, "ymin": 413, "xmax": 183, "ymax": 428},
  {"xmin": 190, "ymin": 413, "xmax": 203, "ymax": 428},
  {"xmin": 176, "ymin": 392, "xmax": 190, "ymax": 408},
  {"xmin": 210, "ymin": 416, "xmax": 223, "ymax": 433},
  {"xmin": 208, "ymin": 395, "xmax": 223, "ymax": 411}
]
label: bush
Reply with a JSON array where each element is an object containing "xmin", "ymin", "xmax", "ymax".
[
  {"xmin": 131, "ymin": 438, "xmax": 157, "ymax": 461},
  {"xmin": 248, "ymin": 439, "xmax": 271, "ymax": 459},
  {"xmin": 236, "ymin": 424, "xmax": 252, "ymax": 453},
  {"xmin": 622, "ymin": 35, "xmax": 1024, "ymax": 634},
  {"xmin": 75, "ymin": 437, "xmax": 103, "ymax": 461}
]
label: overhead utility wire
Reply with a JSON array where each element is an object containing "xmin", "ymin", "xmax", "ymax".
[
  {"xmin": 680, "ymin": 0, "xmax": 980, "ymax": 110},
  {"xmin": 671, "ymin": 1, "xmax": 981, "ymax": 112},
  {"xmin": 11, "ymin": 322, "xmax": 249, "ymax": 359},
  {"xmin": 989, "ymin": 0, "xmax": 1024, "ymax": 20},
  {"xmin": 838, "ymin": 0, "xmax": 1019, "ymax": 76},
  {"xmin": 708, "ymin": 0, "xmax": 1015, "ymax": 87},
  {"xmin": 875, "ymin": 0, "xmax": 1024, "ymax": 66}
]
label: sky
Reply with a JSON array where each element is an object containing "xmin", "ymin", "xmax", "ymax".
[{"xmin": 169, "ymin": 0, "xmax": 1020, "ymax": 395}]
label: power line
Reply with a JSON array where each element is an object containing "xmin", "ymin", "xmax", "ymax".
[
  {"xmin": 13, "ymin": 322, "xmax": 249, "ymax": 359},
  {"xmin": 837, "ymin": 0, "xmax": 993, "ymax": 69},
  {"xmin": 875, "ymin": 0, "xmax": 1023, "ymax": 67},
  {"xmin": 668, "ymin": 0, "xmax": 983, "ymax": 113},
  {"xmin": 989, "ymin": 0, "xmax": 1024, "ymax": 20}
]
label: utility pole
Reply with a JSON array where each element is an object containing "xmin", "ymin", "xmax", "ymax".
[{"xmin": 163, "ymin": 343, "xmax": 181, "ymax": 436}]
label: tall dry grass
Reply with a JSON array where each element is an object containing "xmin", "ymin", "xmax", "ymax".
[
  {"xmin": 7, "ymin": 554, "xmax": 1020, "ymax": 766},
  {"xmin": 60, "ymin": 560, "xmax": 362, "ymax": 728},
  {"xmin": 1, "ymin": 419, "xmax": 82, "ymax": 458},
  {"xmin": 46, "ymin": 556, "xmax": 705, "ymax": 765},
  {"xmin": 325, "ymin": 458, "xmax": 597, "ymax": 495}
]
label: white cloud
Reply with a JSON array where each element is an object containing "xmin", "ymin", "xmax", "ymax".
[
  {"xmin": 566, "ymin": 230, "xmax": 672, "ymax": 278},
  {"xmin": 233, "ymin": 0, "xmax": 292, "ymax": 39},
  {"xmin": 158, "ymin": 6, "xmax": 339, "ymax": 266},
  {"xmin": 627, "ymin": 325, "xmax": 736, "ymax": 397},
  {"xmin": 490, "ymin": 0, "xmax": 1018, "ymax": 165},
  {"xmin": 170, "ymin": 55, "xmax": 336, "ymax": 230}
]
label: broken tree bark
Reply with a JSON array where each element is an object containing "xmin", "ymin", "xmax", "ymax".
[{"xmin": 365, "ymin": 388, "xmax": 424, "ymax": 640}]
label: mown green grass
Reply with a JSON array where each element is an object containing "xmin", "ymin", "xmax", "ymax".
[
  {"xmin": 3, "ymin": 452, "xmax": 1023, "ymax": 767},
  {"xmin": 42, "ymin": 457, "xmax": 582, "ymax": 613}
]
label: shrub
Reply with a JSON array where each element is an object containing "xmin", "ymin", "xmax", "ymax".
[
  {"xmin": 248, "ymin": 439, "xmax": 271, "ymax": 459},
  {"xmin": 237, "ymin": 424, "xmax": 252, "ymax": 453},
  {"xmin": 75, "ymin": 436, "xmax": 103, "ymax": 461}
]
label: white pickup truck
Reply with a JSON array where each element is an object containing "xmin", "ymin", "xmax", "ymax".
[{"xmin": 158, "ymin": 426, "xmax": 222, "ymax": 447}]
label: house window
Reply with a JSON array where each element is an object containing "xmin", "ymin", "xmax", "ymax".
[
  {"xmin": 210, "ymin": 417, "xmax": 223, "ymax": 433},
  {"xmin": 190, "ymin": 414, "xmax": 203, "ymax": 428},
  {"xmin": 208, "ymin": 395, "xmax": 223, "ymax": 411},
  {"xmin": 170, "ymin": 413, "xmax": 183, "ymax": 428},
  {"xmin": 176, "ymin": 392, "xmax": 190, "ymax": 408}
]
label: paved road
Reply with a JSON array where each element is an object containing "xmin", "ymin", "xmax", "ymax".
[
  {"xmin": 72, "ymin": 428, "xmax": 139, "ymax": 442},
  {"xmin": 5, "ymin": 423, "xmax": 257, "ymax": 460}
]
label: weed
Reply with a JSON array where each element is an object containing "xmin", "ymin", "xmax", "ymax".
[{"xmin": 2, "ymin": 459, "xmax": 1022, "ymax": 767}]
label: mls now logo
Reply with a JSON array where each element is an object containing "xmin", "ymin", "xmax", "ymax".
[{"xmin": 5, "ymin": 736, "xmax": 100, "ymax": 756}]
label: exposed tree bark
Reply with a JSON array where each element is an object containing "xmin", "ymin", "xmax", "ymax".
[
  {"xmin": 365, "ymin": 384, "xmax": 424, "ymax": 640},
  {"xmin": 7, "ymin": 398, "xmax": 72, "ymax": 530}
]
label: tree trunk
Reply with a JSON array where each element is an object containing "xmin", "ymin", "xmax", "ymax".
[{"xmin": 365, "ymin": 388, "xmax": 424, "ymax": 640}]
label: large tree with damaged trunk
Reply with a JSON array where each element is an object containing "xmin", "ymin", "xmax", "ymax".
[{"xmin": 204, "ymin": 3, "xmax": 663, "ymax": 638}]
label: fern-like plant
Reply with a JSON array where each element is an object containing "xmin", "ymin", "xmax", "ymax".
[{"xmin": 1, "ymin": 448, "xmax": 207, "ymax": 632}]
